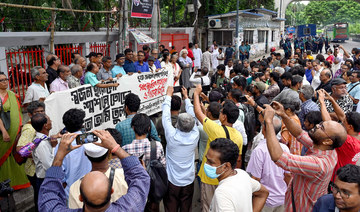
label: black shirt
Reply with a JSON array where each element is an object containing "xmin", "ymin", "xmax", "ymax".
[
  {"xmin": 46, "ymin": 67, "xmax": 58, "ymax": 88},
  {"xmin": 316, "ymin": 80, "xmax": 332, "ymax": 93}
]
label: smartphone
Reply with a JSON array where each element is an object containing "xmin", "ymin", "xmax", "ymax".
[
  {"xmin": 60, "ymin": 128, "xmax": 67, "ymax": 135},
  {"xmin": 239, "ymin": 96, "xmax": 248, "ymax": 103},
  {"xmin": 139, "ymin": 154, "xmax": 144, "ymax": 160},
  {"xmin": 76, "ymin": 132, "xmax": 99, "ymax": 145},
  {"xmin": 173, "ymin": 86, "xmax": 182, "ymax": 93}
]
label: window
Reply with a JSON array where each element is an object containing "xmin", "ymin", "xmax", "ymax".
[
  {"xmin": 271, "ymin": 31, "xmax": 275, "ymax": 42},
  {"xmin": 244, "ymin": 30, "xmax": 254, "ymax": 44},
  {"xmin": 213, "ymin": 31, "xmax": 233, "ymax": 46},
  {"xmin": 258, "ymin": 30, "xmax": 266, "ymax": 43}
]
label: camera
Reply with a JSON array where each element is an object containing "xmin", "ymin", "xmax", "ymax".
[{"xmin": 0, "ymin": 179, "xmax": 14, "ymax": 197}]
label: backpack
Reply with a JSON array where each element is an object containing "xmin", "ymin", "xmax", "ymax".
[
  {"xmin": 238, "ymin": 104, "xmax": 256, "ymax": 143},
  {"xmin": 146, "ymin": 140, "xmax": 168, "ymax": 203}
]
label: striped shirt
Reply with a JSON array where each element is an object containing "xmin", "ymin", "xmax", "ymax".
[{"xmin": 275, "ymin": 131, "xmax": 337, "ymax": 212}]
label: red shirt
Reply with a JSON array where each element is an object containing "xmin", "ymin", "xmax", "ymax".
[
  {"xmin": 187, "ymin": 48, "xmax": 195, "ymax": 68},
  {"xmin": 333, "ymin": 134, "xmax": 360, "ymax": 179}
]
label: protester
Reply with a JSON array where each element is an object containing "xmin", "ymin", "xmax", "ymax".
[
  {"xmin": 217, "ymin": 48, "xmax": 225, "ymax": 65},
  {"xmin": 84, "ymin": 63, "xmax": 119, "ymax": 88},
  {"xmin": 50, "ymin": 65, "xmax": 71, "ymax": 92},
  {"xmin": 23, "ymin": 66, "xmax": 50, "ymax": 106},
  {"xmin": 178, "ymin": 49, "xmax": 193, "ymax": 89},
  {"xmin": 45, "ymin": 54, "xmax": 61, "ymax": 87},
  {"xmin": 69, "ymin": 52, "xmax": 80, "ymax": 69},
  {"xmin": 224, "ymin": 59, "xmax": 233, "ymax": 79},
  {"xmin": 38, "ymin": 131, "xmax": 150, "ymax": 211},
  {"xmin": 148, "ymin": 56, "xmax": 159, "ymax": 73},
  {"xmin": 193, "ymin": 84, "xmax": 243, "ymax": 212},
  {"xmin": 298, "ymin": 85, "xmax": 320, "ymax": 128},
  {"xmin": 97, "ymin": 56, "xmax": 113, "ymax": 81},
  {"xmin": 208, "ymin": 138, "xmax": 269, "ymax": 212},
  {"xmin": 16, "ymin": 101, "xmax": 45, "ymax": 210},
  {"xmin": 68, "ymin": 142, "xmax": 129, "ymax": 209},
  {"xmin": 134, "ymin": 51, "xmax": 149, "ymax": 73},
  {"xmin": 150, "ymin": 49, "xmax": 162, "ymax": 69},
  {"xmin": 54, "ymin": 108, "xmax": 92, "ymax": 197},
  {"xmin": 189, "ymin": 67, "xmax": 210, "ymax": 86},
  {"xmin": 67, "ymin": 65, "xmax": 83, "ymax": 89},
  {"xmin": 247, "ymin": 115, "xmax": 291, "ymax": 211},
  {"xmin": 162, "ymin": 87, "xmax": 199, "ymax": 212},
  {"xmin": 85, "ymin": 52, "xmax": 98, "ymax": 64},
  {"xmin": 112, "ymin": 53, "xmax": 127, "ymax": 78},
  {"xmin": 123, "ymin": 49, "xmax": 136, "ymax": 74},
  {"xmin": 170, "ymin": 53, "xmax": 182, "ymax": 86},
  {"xmin": 115, "ymin": 93, "xmax": 160, "ymax": 146},
  {"xmin": 316, "ymin": 68, "xmax": 332, "ymax": 93},
  {"xmin": 311, "ymin": 59, "xmax": 322, "ymax": 90},
  {"xmin": 313, "ymin": 164, "xmax": 360, "ymax": 212},
  {"xmin": 263, "ymin": 101, "xmax": 347, "ymax": 211}
]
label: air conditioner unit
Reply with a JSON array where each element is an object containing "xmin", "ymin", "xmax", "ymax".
[{"xmin": 208, "ymin": 19, "xmax": 222, "ymax": 28}]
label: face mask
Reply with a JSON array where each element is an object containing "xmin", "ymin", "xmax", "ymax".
[{"xmin": 204, "ymin": 163, "xmax": 225, "ymax": 179}]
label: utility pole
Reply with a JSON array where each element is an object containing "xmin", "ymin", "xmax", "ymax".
[
  {"xmin": 118, "ymin": 0, "xmax": 129, "ymax": 52},
  {"xmin": 235, "ymin": 0, "xmax": 239, "ymax": 59},
  {"xmin": 193, "ymin": 0, "xmax": 199, "ymax": 43},
  {"xmin": 50, "ymin": 1, "xmax": 56, "ymax": 53},
  {"xmin": 151, "ymin": 0, "xmax": 158, "ymax": 49},
  {"xmin": 124, "ymin": 0, "xmax": 129, "ymax": 48}
]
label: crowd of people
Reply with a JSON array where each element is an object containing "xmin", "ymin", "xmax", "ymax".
[{"xmin": 0, "ymin": 39, "xmax": 360, "ymax": 212}]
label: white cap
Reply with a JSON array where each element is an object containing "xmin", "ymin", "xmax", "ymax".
[
  {"xmin": 274, "ymin": 67, "xmax": 285, "ymax": 75},
  {"xmin": 83, "ymin": 141, "xmax": 108, "ymax": 158}
]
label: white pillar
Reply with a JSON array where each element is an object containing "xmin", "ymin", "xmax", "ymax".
[{"xmin": 0, "ymin": 47, "xmax": 8, "ymax": 78}]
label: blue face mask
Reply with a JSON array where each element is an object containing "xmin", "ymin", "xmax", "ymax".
[{"xmin": 204, "ymin": 163, "xmax": 225, "ymax": 179}]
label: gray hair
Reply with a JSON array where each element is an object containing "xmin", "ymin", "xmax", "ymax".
[
  {"xmin": 176, "ymin": 113, "xmax": 195, "ymax": 132},
  {"xmin": 300, "ymin": 85, "xmax": 314, "ymax": 100},
  {"xmin": 279, "ymin": 97, "xmax": 300, "ymax": 112},
  {"xmin": 179, "ymin": 49, "xmax": 188, "ymax": 57},
  {"xmin": 31, "ymin": 66, "xmax": 43, "ymax": 80},
  {"xmin": 71, "ymin": 65, "xmax": 83, "ymax": 75},
  {"xmin": 74, "ymin": 57, "xmax": 84, "ymax": 65}
]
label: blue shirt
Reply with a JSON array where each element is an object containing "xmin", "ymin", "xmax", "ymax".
[
  {"xmin": 111, "ymin": 65, "xmax": 127, "ymax": 78},
  {"xmin": 154, "ymin": 60, "xmax": 161, "ymax": 69},
  {"xmin": 347, "ymin": 82, "xmax": 360, "ymax": 104},
  {"xmin": 38, "ymin": 156, "xmax": 150, "ymax": 212},
  {"xmin": 305, "ymin": 69, "xmax": 313, "ymax": 84},
  {"xmin": 123, "ymin": 59, "xmax": 136, "ymax": 73},
  {"xmin": 239, "ymin": 45, "xmax": 247, "ymax": 55},
  {"xmin": 134, "ymin": 61, "xmax": 149, "ymax": 73},
  {"xmin": 115, "ymin": 114, "xmax": 160, "ymax": 146},
  {"xmin": 84, "ymin": 71, "xmax": 99, "ymax": 86},
  {"xmin": 54, "ymin": 131, "xmax": 92, "ymax": 197},
  {"xmin": 312, "ymin": 194, "xmax": 336, "ymax": 212},
  {"xmin": 162, "ymin": 96, "xmax": 199, "ymax": 186},
  {"xmin": 299, "ymin": 99, "xmax": 320, "ymax": 129}
]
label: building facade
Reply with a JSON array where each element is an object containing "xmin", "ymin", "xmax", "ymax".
[{"xmin": 207, "ymin": 8, "xmax": 284, "ymax": 58}]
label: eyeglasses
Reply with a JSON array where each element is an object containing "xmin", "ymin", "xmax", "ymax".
[
  {"xmin": 310, "ymin": 121, "xmax": 332, "ymax": 141},
  {"xmin": 0, "ymin": 78, "xmax": 9, "ymax": 82},
  {"xmin": 335, "ymin": 86, "xmax": 347, "ymax": 90},
  {"xmin": 330, "ymin": 182, "xmax": 351, "ymax": 199}
]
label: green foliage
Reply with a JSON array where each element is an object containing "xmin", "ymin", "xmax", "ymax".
[
  {"xmin": 349, "ymin": 22, "xmax": 360, "ymax": 34},
  {"xmin": 285, "ymin": 2, "xmax": 306, "ymax": 26}
]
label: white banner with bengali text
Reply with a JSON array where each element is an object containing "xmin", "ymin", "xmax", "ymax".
[{"xmin": 45, "ymin": 71, "xmax": 169, "ymax": 135}]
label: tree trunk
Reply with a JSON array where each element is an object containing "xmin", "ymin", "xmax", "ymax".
[{"xmin": 172, "ymin": 0, "xmax": 176, "ymax": 23}]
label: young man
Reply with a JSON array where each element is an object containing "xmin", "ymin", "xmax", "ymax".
[
  {"xmin": 217, "ymin": 48, "xmax": 225, "ymax": 65},
  {"xmin": 123, "ymin": 49, "xmax": 136, "ymax": 74},
  {"xmin": 211, "ymin": 64, "xmax": 229, "ymax": 90},
  {"xmin": 313, "ymin": 164, "xmax": 360, "ymax": 212},
  {"xmin": 207, "ymin": 138, "xmax": 268, "ymax": 212},
  {"xmin": 134, "ymin": 51, "xmax": 149, "ymax": 73},
  {"xmin": 193, "ymin": 84, "xmax": 243, "ymax": 212},
  {"xmin": 84, "ymin": 63, "xmax": 119, "ymax": 88}
]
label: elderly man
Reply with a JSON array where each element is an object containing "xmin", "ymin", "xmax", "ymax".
[
  {"xmin": 69, "ymin": 52, "xmax": 80, "ymax": 68},
  {"xmin": 317, "ymin": 78, "xmax": 353, "ymax": 115},
  {"xmin": 50, "ymin": 65, "xmax": 71, "ymax": 92},
  {"xmin": 97, "ymin": 56, "xmax": 113, "ymax": 81},
  {"xmin": 347, "ymin": 71, "xmax": 360, "ymax": 110},
  {"xmin": 315, "ymin": 68, "xmax": 332, "ymax": 93},
  {"xmin": 263, "ymin": 101, "xmax": 347, "ymax": 212},
  {"xmin": 74, "ymin": 56, "xmax": 87, "ymax": 85},
  {"xmin": 45, "ymin": 54, "xmax": 61, "ymax": 87},
  {"xmin": 67, "ymin": 65, "xmax": 83, "ymax": 89},
  {"xmin": 150, "ymin": 49, "xmax": 161, "ymax": 69},
  {"xmin": 23, "ymin": 66, "xmax": 50, "ymax": 106},
  {"xmin": 112, "ymin": 54, "xmax": 127, "ymax": 78},
  {"xmin": 38, "ymin": 131, "xmax": 150, "ymax": 211},
  {"xmin": 162, "ymin": 86, "xmax": 199, "ymax": 211},
  {"xmin": 273, "ymin": 75, "xmax": 303, "ymax": 108}
]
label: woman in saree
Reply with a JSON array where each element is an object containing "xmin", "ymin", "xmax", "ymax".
[
  {"xmin": 178, "ymin": 49, "xmax": 193, "ymax": 89},
  {"xmin": 0, "ymin": 72, "xmax": 30, "ymax": 190},
  {"xmin": 170, "ymin": 53, "xmax": 182, "ymax": 86},
  {"xmin": 161, "ymin": 52, "xmax": 174, "ymax": 86}
]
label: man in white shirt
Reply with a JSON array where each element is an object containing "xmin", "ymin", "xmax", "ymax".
[
  {"xmin": 225, "ymin": 60, "xmax": 234, "ymax": 79},
  {"xmin": 23, "ymin": 66, "xmax": 50, "ymax": 107},
  {"xmin": 311, "ymin": 59, "xmax": 323, "ymax": 90},
  {"xmin": 207, "ymin": 138, "xmax": 269, "ymax": 212},
  {"xmin": 211, "ymin": 45, "xmax": 219, "ymax": 75},
  {"xmin": 202, "ymin": 47, "xmax": 212, "ymax": 73},
  {"xmin": 193, "ymin": 43, "xmax": 203, "ymax": 69},
  {"xmin": 31, "ymin": 113, "xmax": 58, "ymax": 205},
  {"xmin": 189, "ymin": 67, "xmax": 210, "ymax": 87},
  {"xmin": 217, "ymin": 48, "xmax": 225, "ymax": 65}
]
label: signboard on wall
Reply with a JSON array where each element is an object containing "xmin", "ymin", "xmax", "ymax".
[{"xmin": 131, "ymin": 0, "xmax": 154, "ymax": 18}]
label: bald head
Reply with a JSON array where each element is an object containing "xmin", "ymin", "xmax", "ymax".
[
  {"xmin": 320, "ymin": 68, "xmax": 332, "ymax": 83},
  {"xmin": 310, "ymin": 120, "xmax": 347, "ymax": 150},
  {"xmin": 80, "ymin": 171, "xmax": 111, "ymax": 209}
]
